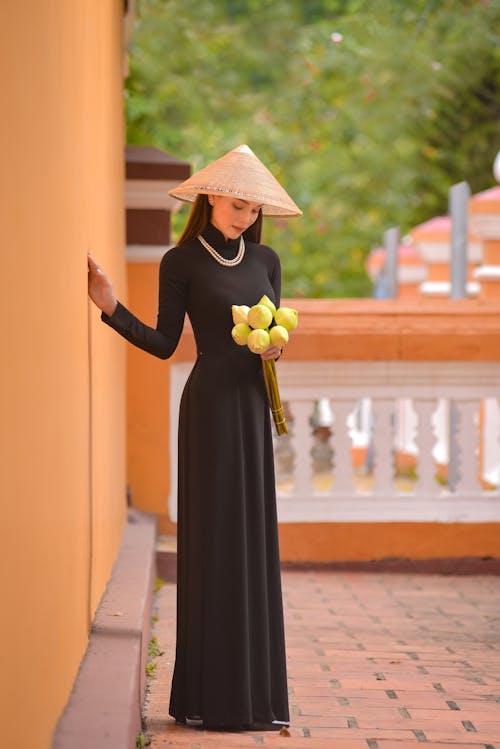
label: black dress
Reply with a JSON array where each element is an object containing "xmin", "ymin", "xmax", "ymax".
[{"xmin": 102, "ymin": 223, "xmax": 289, "ymax": 729}]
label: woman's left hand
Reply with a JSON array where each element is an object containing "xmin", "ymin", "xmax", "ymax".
[
  {"xmin": 87, "ymin": 253, "xmax": 118, "ymax": 316},
  {"xmin": 261, "ymin": 345, "xmax": 282, "ymax": 361}
]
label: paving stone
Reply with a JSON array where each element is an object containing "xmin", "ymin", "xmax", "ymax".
[
  {"xmin": 376, "ymin": 743, "xmax": 491, "ymax": 749},
  {"xmin": 143, "ymin": 570, "xmax": 500, "ymax": 748}
]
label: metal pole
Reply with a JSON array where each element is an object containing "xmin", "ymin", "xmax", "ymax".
[
  {"xmin": 448, "ymin": 181, "xmax": 470, "ymax": 491},
  {"xmin": 383, "ymin": 227, "xmax": 400, "ymax": 299},
  {"xmin": 449, "ymin": 181, "xmax": 470, "ymax": 299}
]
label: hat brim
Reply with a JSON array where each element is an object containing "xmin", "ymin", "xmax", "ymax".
[{"xmin": 168, "ymin": 145, "xmax": 302, "ymax": 218}]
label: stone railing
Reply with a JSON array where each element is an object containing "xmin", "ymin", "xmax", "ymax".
[
  {"xmin": 169, "ymin": 299, "xmax": 500, "ymax": 526},
  {"xmin": 273, "ymin": 359, "xmax": 500, "ymax": 522}
]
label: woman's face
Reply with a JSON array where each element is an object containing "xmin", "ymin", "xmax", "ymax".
[{"xmin": 210, "ymin": 195, "xmax": 262, "ymax": 240}]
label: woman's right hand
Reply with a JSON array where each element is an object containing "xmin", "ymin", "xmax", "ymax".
[{"xmin": 87, "ymin": 253, "xmax": 118, "ymax": 317}]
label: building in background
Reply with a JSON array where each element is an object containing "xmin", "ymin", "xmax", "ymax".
[{"xmin": 364, "ymin": 185, "xmax": 500, "ymax": 488}]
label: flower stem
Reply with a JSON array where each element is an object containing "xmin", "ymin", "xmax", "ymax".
[{"xmin": 262, "ymin": 359, "xmax": 288, "ymax": 436}]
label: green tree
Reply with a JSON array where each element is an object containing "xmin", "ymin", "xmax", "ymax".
[{"xmin": 126, "ymin": 0, "xmax": 500, "ymax": 297}]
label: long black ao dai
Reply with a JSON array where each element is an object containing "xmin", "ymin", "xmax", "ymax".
[{"xmin": 102, "ymin": 223, "xmax": 289, "ymax": 729}]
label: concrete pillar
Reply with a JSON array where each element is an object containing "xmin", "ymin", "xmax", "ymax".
[{"xmin": 125, "ymin": 146, "xmax": 190, "ymax": 531}]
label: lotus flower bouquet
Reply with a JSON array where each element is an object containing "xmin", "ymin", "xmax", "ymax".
[{"xmin": 231, "ymin": 295, "xmax": 298, "ymax": 436}]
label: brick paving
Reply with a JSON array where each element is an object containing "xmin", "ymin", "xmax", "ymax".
[{"xmin": 143, "ymin": 570, "xmax": 500, "ymax": 748}]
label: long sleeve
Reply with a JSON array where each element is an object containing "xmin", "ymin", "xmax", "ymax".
[{"xmin": 101, "ymin": 247, "xmax": 188, "ymax": 360}]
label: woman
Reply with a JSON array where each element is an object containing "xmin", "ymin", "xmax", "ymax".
[{"xmin": 88, "ymin": 144, "xmax": 301, "ymax": 731}]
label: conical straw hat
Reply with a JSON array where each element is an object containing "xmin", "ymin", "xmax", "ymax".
[{"xmin": 168, "ymin": 144, "xmax": 302, "ymax": 217}]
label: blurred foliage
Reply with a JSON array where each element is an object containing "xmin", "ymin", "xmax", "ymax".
[{"xmin": 126, "ymin": 0, "xmax": 500, "ymax": 297}]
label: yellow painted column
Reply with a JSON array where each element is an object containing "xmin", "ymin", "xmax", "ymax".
[{"xmin": 0, "ymin": 3, "xmax": 127, "ymax": 748}]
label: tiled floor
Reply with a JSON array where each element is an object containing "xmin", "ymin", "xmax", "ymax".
[{"xmin": 143, "ymin": 570, "xmax": 500, "ymax": 748}]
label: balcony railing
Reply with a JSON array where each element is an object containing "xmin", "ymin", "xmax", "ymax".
[{"xmin": 273, "ymin": 359, "xmax": 500, "ymax": 522}]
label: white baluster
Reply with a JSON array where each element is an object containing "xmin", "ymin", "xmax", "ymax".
[
  {"xmin": 414, "ymin": 399, "xmax": 439, "ymax": 495},
  {"xmin": 372, "ymin": 398, "xmax": 395, "ymax": 495},
  {"xmin": 332, "ymin": 400, "xmax": 355, "ymax": 492},
  {"xmin": 481, "ymin": 398, "xmax": 500, "ymax": 492},
  {"xmin": 454, "ymin": 399, "xmax": 481, "ymax": 494},
  {"xmin": 433, "ymin": 398, "xmax": 449, "ymax": 470},
  {"xmin": 292, "ymin": 399, "xmax": 315, "ymax": 497}
]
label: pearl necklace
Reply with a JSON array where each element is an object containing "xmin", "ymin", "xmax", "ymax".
[{"xmin": 198, "ymin": 234, "xmax": 245, "ymax": 267}]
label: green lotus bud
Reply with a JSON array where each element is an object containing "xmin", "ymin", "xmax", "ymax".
[
  {"xmin": 269, "ymin": 325, "xmax": 289, "ymax": 347},
  {"xmin": 275, "ymin": 306, "xmax": 298, "ymax": 331},
  {"xmin": 231, "ymin": 323, "xmax": 252, "ymax": 346},
  {"xmin": 247, "ymin": 328, "xmax": 271, "ymax": 354},
  {"xmin": 247, "ymin": 304, "xmax": 273, "ymax": 330},
  {"xmin": 258, "ymin": 294, "xmax": 277, "ymax": 316},
  {"xmin": 232, "ymin": 304, "xmax": 250, "ymax": 325}
]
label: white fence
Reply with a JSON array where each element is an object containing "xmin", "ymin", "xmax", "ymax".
[{"xmin": 169, "ymin": 360, "xmax": 500, "ymax": 524}]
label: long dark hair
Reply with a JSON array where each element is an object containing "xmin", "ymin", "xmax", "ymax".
[{"xmin": 177, "ymin": 194, "xmax": 263, "ymax": 246}]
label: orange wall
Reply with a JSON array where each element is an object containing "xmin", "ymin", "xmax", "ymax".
[
  {"xmin": 482, "ymin": 239, "xmax": 500, "ymax": 264},
  {"xmin": 126, "ymin": 263, "xmax": 173, "ymax": 526},
  {"xmin": 282, "ymin": 297, "xmax": 500, "ymax": 361},
  {"xmin": 278, "ymin": 523, "xmax": 500, "ymax": 562},
  {"xmin": 0, "ymin": 4, "xmax": 127, "ymax": 748}
]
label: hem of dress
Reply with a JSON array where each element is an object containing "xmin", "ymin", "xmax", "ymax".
[{"xmin": 171, "ymin": 712, "xmax": 289, "ymax": 732}]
